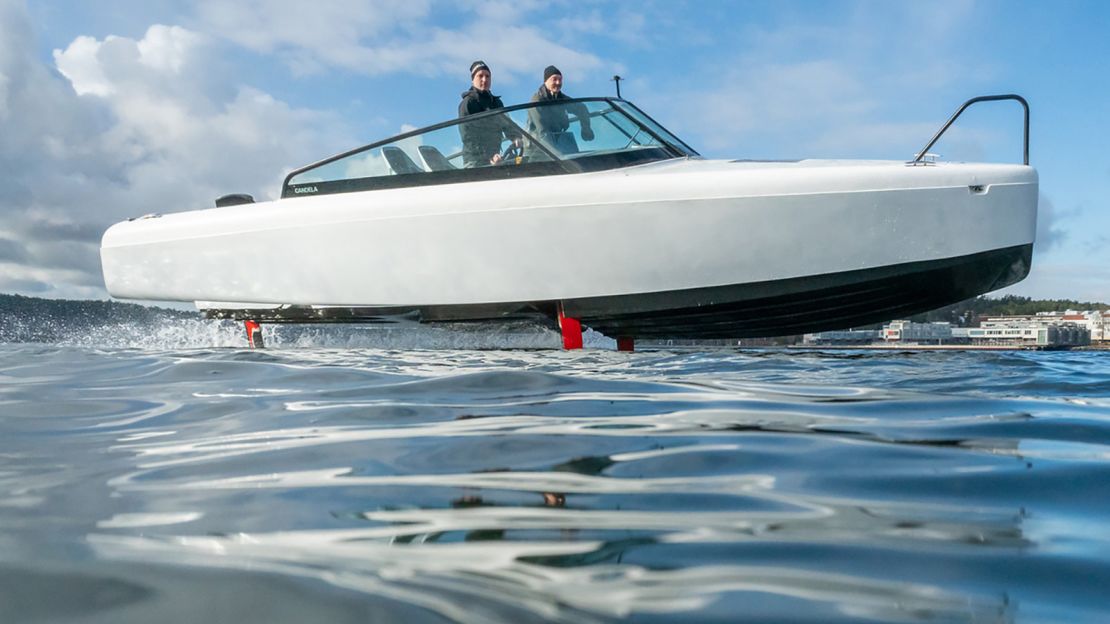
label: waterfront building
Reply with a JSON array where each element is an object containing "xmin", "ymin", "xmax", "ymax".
[
  {"xmin": 961, "ymin": 322, "xmax": 1090, "ymax": 347},
  {"xmin": 881, "ymin": 321, "xmax": 954, "ymax": 344},
  {"xmin": 1060, "ymin": 311, "xmax": 1105, "ymax": 342},
  {"xmin": 802, "ymin": 329, "xmax": 881, "ymax": 345},
  {"xmin": 981, "ymin": 310, "xmax": 1104, "ymax": 344},
  {"xmin": 794, "ymin": 310, "xmax": 1102, "ymax": 349}
]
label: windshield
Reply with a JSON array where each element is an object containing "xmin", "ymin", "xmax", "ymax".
[{"xmin": 283, "ymin": 98, "xmax": 697, "ymax": 198}]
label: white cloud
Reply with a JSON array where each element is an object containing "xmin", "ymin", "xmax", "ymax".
[
  {"xmin": 417, "ymin": 24, "xmax": 603, "ymax": 83},
  {"xmin": 191, "ymin": 0, "xmax": 604, "ymax": 83},
  {"xmin": 53, "ymin": 36, "xmax": 113, "ymax": 96},
  {"xmin": 0, "ymin": 67, "xmax": 11, "ymax": 118},
  {"xmin": 1034, "ymin": 194, "xmax": 1067, "ymax": 253},
  {"xmin": 0, "ymin": 237, "xmax": 28, "ymax": 263},
  {"xmin": 137, "ymin": 23, "xmax": 201, "ymax": 73},
  {"xmin": 194, "ymin": 0, "xmax": 428, "ymax": 58},
  {"xmin": 999, "ymin": 261, "xmax": 1110, "ymax": 304},
  {"xmin": 645, "ymin": 3, "xmax": 989, "ymax": 159},
  {"xmin": 0, "ymin": 4, "xmax": 352, "ymax": 300},
  {"xmin": 671, "ymin": 59, "xmax": 880, "ymax": 155}
]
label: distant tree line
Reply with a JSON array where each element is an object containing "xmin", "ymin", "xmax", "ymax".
[
  {"xmin": 908, "ymin": 295, "xmax": 1109, "ymax": 327},
  {"xmin": 785, "ymin": 295, "xmax": 1109, "ymax": 339},
  {"xmin": 0, "ymin": 293, "xmax": 196, "ymax": 343}
]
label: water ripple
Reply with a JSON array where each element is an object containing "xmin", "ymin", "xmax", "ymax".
[{"xmin": 3, "ymin": 344, "xmax": 1109, "ymax": 622}]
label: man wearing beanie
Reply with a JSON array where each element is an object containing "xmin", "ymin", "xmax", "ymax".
[
  {"xmin": 528, "ymin": 65, "xmax": 594, "ymax": 155},
  {"xmin": 458, "ymin": 60, "xmax": 510, "ymax": 167}
]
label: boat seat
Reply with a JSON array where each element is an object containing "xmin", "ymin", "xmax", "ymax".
[
  {"xmin": 418, "ymin": 145, "xmax": 457, "ymax": 171},
  {"xmin": 381, "ymin": 146, "xmax": 425, "ymax": 175}
]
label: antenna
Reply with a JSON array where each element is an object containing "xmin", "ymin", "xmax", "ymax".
[{"xmin": 611, "ymin": 75, "xmax": 622, "ymax": 98}]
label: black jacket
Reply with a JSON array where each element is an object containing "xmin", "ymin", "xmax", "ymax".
[
  {"xmin": 528, "ymin": 85, "xmax": 591, "ymax": 136},
  {"xmin": 458, "ymin": 87, "xmax": 508, "ymax": 167},
  {"xmin": 459, "ymin": 87, "xmax": 504, "ymax": 117}
]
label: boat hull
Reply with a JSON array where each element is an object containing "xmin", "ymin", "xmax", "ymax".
[
  {"xmin": 101, "ymin": 158, "xmax": 1038, "ymax": 338},
  {"xmin": 200, "ymin": 243, "xmax": 1031, "ymax": 338},
  {"xmin": 573, "ymin": 243, "xmax": 1032, "ymax": 338}
]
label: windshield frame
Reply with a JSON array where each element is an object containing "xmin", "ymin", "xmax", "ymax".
[{"xmin": 280, "ymin": 97, "xmax": 698, "ymax": 199}]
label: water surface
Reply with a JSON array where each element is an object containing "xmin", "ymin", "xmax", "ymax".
[{"xmin": 1, "ymin": 322, "xmax": 1108, "ymax": 622}]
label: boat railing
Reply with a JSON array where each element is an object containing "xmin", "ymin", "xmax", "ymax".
[{"xmin": 910, "ymin": 94, "xmax": 1030, "ymax": 166}]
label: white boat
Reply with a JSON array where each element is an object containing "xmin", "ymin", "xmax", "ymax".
[{"xmin": 100, "ymin": 95, "xmax": 1037, "ymax": 342}]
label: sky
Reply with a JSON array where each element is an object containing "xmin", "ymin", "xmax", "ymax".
[{"xmin": 1, "ymin": 0, "xmax": 1108, "ymax": 304}]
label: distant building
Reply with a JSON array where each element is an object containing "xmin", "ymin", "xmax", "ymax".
[
  {"xmin": 802, "ymin": 329, "xmax": 881, "ymax": 345},
  {"xmin": 960, "ymin": 322, "xmax": 1089, "ymax": 347},
  {"xmin": 1051, "ymin": 310, "xmax": 1105, "ymax": 343},
  {"xmin": 800, "ymin": 310, "xmax": 1102, "ymax": 349},
  {"xmin": 979, "ymin": 310, "xmax": 1106, "ymax": 342},
  {"xmin": 881, "ymin": 321, "xmax": 955, "ymax": 344}
]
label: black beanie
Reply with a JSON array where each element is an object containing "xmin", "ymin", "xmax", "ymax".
[
  {"xmin": 543, "ymin": 65, "xmax": 561, "ymax": 81},
  {"xmin": 470, "ymin": 60, "xmax": 490, "ymax": 77}
]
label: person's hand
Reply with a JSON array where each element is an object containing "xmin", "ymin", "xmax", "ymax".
[
  {"xmin": 581, "ymin": 127, "xmax": 595, "ymax": 141},
  {"xmin": 490, "ymin": 153, "xmax": 502, "ymax": 165}
]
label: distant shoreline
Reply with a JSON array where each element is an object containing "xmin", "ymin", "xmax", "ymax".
[{"xmin": 788, "ymin": 343, "xmax": 1109, "ymax": 351}]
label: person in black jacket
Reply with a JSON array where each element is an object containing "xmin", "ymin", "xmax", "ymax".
[
  {"xmin": 527, "ymin": 65, "xmax": 594, "ymax": 155},
  {"xmin": 458, "ymin": 60, "xmax": 512, "ymax": 167}
]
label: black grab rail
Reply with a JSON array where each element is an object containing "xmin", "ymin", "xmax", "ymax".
[{"xmin": 912, "ymin": 94, "xmax": 1030, "ymax": 165}]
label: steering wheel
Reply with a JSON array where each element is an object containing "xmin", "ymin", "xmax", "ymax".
[{"xmin": 497, "ymin": 140, "xmax": 523, "ymax": 165}]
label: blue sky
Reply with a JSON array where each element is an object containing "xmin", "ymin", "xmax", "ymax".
[{"xmin": 2, "ymin": 0, "xmax": 1108, "ymax": 303}]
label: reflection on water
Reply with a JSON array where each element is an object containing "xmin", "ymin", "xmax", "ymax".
[
  {"xmin": 87, "ymin": 532, "xmax": 1013, "ymax": 623},
  {"xmin": 2, "ymin": 342, "xmax": 1110, "ymax": 622}
]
